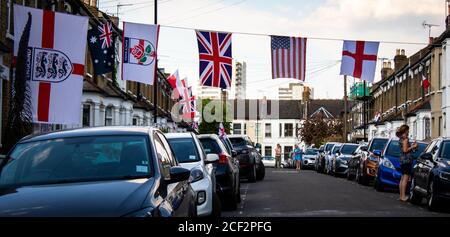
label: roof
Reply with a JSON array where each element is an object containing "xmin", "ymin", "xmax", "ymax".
[
  {"xmin": 232, "ymin": 99, "xmax": 303, "ymax": 120},
  {"xmin": 20, "ymin": 126, "xmax": 158, "ymax": 143},
  {"xmin": 165, "ymin": 133, "xmax": 194, "ymax": 139},
  {"xmin": 307, "ymin": 99, "xmax": 350, "ymax": 118}
]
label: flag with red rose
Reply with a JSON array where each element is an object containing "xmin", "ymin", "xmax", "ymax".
[{"xmin": 122, "ymin": 22, "xmax": 159, "ymax": 85}]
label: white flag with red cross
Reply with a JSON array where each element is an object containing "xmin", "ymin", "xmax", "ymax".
[
  {"xmin": 167, "ymin": 69, "xmax": 184, "ymax": 99},
  {"xmin": 122, "ymin": 22, "xmax": 159, "ymax": 85},
  {"xmin": 340, "ymin": 40, "xmax": 379, "ymax": 82},
  {"xmin": 13, "ymin": 5, "xmax": 88, "ymax": 124}
]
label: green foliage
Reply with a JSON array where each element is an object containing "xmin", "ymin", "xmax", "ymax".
[
  {"xmin": 160, "ymin": 127, "xmax": 170, "ymax": 133},
  {"xmin": 198, "ymin": 98, "xmax": 231, "ymax": 135}
]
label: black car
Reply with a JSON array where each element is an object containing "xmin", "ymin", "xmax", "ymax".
[
  {"xmin": 316, "ymin": 142, "xmax": 339, "ymax": 173},
  {"xmin": 0, "ymin": 127, "xmax": 197, "ymax": 217},
  {"xmin": 227, "ymin": 135, "xmax": 265, "ymax": 182},
  {"xmin": 410, "ymin": 137, "xmax": 450, "ymax": 211},
  {"xmin": 198, "ymin": 134, "xmax": 240, "ymax": 210}
]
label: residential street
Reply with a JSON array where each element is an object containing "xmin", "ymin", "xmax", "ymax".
[{"xmin": 224, "ymin": 169, "xmax": 450, "ymax": 217}]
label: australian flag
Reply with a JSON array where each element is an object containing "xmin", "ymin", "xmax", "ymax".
[{"xmin": 87, "ymin": 21, "xmax": 115, "ymax": 75}]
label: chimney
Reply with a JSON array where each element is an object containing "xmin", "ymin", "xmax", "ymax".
[
  {"xmin": 381, "ymin": 60, "xmax": 394, "ymax": 80},
  {"xmin": 394, "ymin": 49, "xmax": 408, "ymax": 72},
  {"xmin": 429, "ymin": 37, "xmax": 434, "ymax": 45}
]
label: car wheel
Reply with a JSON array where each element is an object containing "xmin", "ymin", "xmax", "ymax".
[
  {"xmin": 236, "ymin": 183, "xmax": 241, "ymax": 203},
  {"xmin": 409, "ymin": 178, "xmax": 422, "ymax": 205},
  {"xmin": 374, "ymin": 178, "xmax": 384, "ymax": 192},
  {"xmin": 356, "ymin": 168, "xmax": 361, "ymax": 184},
  {"xmin": 248, "ymin": 164, "xmax": 257, "ymax": 183},
  {"xmin": 256, "ymin": 162, "xmax": 265, "ymax": 181},
  {"xmin": 210, "ymin": 192, "xmax": 222, "ymax": 217},
  {"xmin": 427, "ymin": 180, "xmax": 440, "ymax": 211}
]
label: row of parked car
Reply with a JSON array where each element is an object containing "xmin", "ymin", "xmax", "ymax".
[
  {"xmin": 313, "ymin": 137, "xmax": 450, "ymax": 211},
  {"xmin": 0, "ymin": 127, "xmax": 266, "ymax": 217}
]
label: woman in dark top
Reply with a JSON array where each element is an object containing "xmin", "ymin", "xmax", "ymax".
[{"xmin": 396, "ymin": 125, "xmax": 418, "ymax": 202}]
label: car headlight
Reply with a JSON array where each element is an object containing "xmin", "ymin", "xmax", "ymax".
[
  {"xmin": 124, "ymin": 207, "xmax": 154, "ymax": 217},
  {"xmin": 382, "ymin": 159, "xmax": 395, "ymax": 170},
  {"xmin": 368, "ymin": 155, "xmax": 378, "ymax": 162},
  {"xmin": 189, "ymin": 169, "xmax": 204, "ymax": 183},
  {"xmin": 439, "ymin": 171, "xmax": 450, "ymax": 181}
]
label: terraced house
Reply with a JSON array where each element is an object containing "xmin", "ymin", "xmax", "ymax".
[{"xmin": 0, "ymin": 0, "xmax": 186, "ymax": 153}]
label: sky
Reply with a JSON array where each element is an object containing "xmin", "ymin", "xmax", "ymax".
[{"xmin": 99, "ymin": 0, "xmax": 446, "ymax": 99}]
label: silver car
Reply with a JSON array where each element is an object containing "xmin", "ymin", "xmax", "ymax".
[
  {"xmin": 325, "ymin": 143, "xmax": 342, "ymax": 174},
  {"xmin": 166, "ymin": 133, "xmax": 220, "ymax": 217},
  {"xmin": 302, "ymin": 148, "xmax": 320, "ymax": 169}
]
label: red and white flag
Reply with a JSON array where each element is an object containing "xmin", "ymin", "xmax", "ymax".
[
  {"xmin": 13, "ymin": 5, "xmax": 88, "ymax": 124},
  {"xmin": 122, "ymin": 22, "xmax": 159, "ymax": 85},
  {"xmin": 218, "ymin": 122, "xmax": 226, "ymax": 138},
  {"xmin": 167, "ymin": 69, "xmax": 184, "ymax": 99},
  {"xmin": 422, "ymin": 73, "xmax": 430, "ymax": 89},
  {"xmin": 271, "ymin": 36, "xmax": 307, "ymax": 81},
  {"xmin": 340, "ymin": 40, "xmax": 379, "ymax": 82}
]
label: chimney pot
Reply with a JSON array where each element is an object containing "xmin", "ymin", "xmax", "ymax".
[
  {"xmin": 401, "ymin": 49, "xmax": 405, "ymax": 55},
  {"xmin": 429, "ymin": 37, "xmax": 434, "ymax": 44}
]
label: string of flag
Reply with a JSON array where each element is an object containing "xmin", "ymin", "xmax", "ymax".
[{"xmin": 12, "ymin": 4, "xmax": 431, "ymax": 127}]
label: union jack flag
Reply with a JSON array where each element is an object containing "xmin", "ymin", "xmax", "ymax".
[
  {"xmin": 181, "ymin": 95, "xmax": 196, "ymax": 119},
  {"xmin": 196, "ymin": 30, "xmax": 233, "ymax": 89},
  {"xmin": 99, "ymin": 21, "xmax": 113, "ymax": 49}
]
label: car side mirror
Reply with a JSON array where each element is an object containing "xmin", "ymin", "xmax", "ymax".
[
  {"xmin": 231, "ymin": 150, "xmax": 237, "ymax": 157},
  {"xmin": 420, "ymin": 152, "xmax": 433, "ymax": 161},
  {"xmin": 373, "ymin": 150, "xmax": 382, "ymax": 157},
  {"xmin": 167, "ymin": 167, "xmax": 191, "ymax": 184},
  {"xmin": 361, "ymin": 147, "xmax": 368, "ymax": 152},
  {"xmin": 205, "ymin": 154, "xmax": 219, "ymax": 164}
]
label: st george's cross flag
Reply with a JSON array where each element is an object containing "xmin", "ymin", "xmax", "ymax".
[
  {"xmin": 218, "ymin": 122, "xmax": 227, "ymax": 138},
  {"xmin": 167, "ymin": 69, "xmax": 184, "ymax": 99},
  {"xmin": 13, "ymin": 5, "xmax": 88, "ymax": 124},
  {"xmin": 196, "ymin": 30, "xmax": 233, "ymax": 89},
  {"xmin": 340, "ymin": 40, "xmax": 379, "ymax": 82},
  {"xmin": 271, "ymin": 36, "xmax": 307, "ymax": 81},
  {"xmin": 122, "ymin": 22, "xmax": 159, "ymax": 85}
]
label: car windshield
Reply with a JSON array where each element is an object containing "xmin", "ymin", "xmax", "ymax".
[
  {"xmin": 168, "ymin": 138, "xmax": 200, "ymax": 163},
  {"xmin": 305, "ymin": 149, "xmax": 317, "ymax": 155},
  {"xmin": 199, "ymin": 138, "xmax": 222, "ymax": 154},
  {"xmin": 0, "ymin": 136, "xmax": 152, "ymax": 188},
  {"xmin": 229, "ymin": 137, "xmax": 247, "ymax": 147},
  {"xmin": 385, "ymin": 141, "xmax": 427, "ymax": 159},
  {"xmin": 332, "ymin": 146, "xmax": 341, "ymax": 153},
  {"xmin": 369, "ymin": 139, "xmax": 388, "ymax": 152},
  {"xmin": 325, "ymin": 143, "xmax": 334, "ymax": 152},
  {"xmin": 439, "ymin": 141, "xmax": 450, "ymax": 160},
  {"xmin": 340, "ymin": 144, "xmax": 359, "ymax": 155}
]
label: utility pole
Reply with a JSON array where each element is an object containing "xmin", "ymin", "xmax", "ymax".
[
  {"xmin": 363, "ymin": 80, "xmax": 367, "ymax": 142},
  {"xmin": 153, "ymin": 0, "xmax": 158, "ymax": 124},
  {"xmin": 343, "ymin": 75, "xmax": 348, "ymax": 143}
]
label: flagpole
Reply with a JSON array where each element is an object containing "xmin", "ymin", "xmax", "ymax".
[
  {"xmin": 153, "ymin": 0, "xmax": 158, "ymax": 124},
  {"xmin": 363, "ymin": 80, "xmax": 367, "ymax": 142},
  {"xmin": 343, "ymin": 75, "xmax": 348, "ymax": 143}
]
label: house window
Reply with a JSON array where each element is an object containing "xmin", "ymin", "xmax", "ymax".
[
  {"xmin": 105, "ymin": 106, "xmax": 113, "ymax": 126},
  {"xmin": 439, "ymin": 53, "xmax": 443, "ymax": 89},
  {"xmin": 439, "ymin": 116, "xmax": 442, "ymax": 137},
  {"xmin": 256, "ymin": 123, "xmax": 261, "ymax": 138},
  {"xmin": 264, "ymin": 146, "xmax": 272, "ymax": 156},
  {"xmin": 425, "ymin": 118, "xmax": 431, "ymax": 139},
  {"xmin": 243, "ymin": 123, "xmax": 247, "ymax": 135},
  {"xmin": 133, "ymin": 116, "xmax": 139, "ymax": 126},
  {"xmin": 279, "ymin": 123, "xmax": 282, "ymax": 137},
  {"xmin": 82, "ymin": 104, "xmax": 91, "ymax": 127},
  {"xmin": 233, "ymin": 123, "xmax": 242, "ymax": 134},
  {"xmin": 284, "ymin": 123, "xmax": 293, "ymax": 137},
  {"xmin": 265, "ymin": 123, "xmax": 271, "ymax": 138}
]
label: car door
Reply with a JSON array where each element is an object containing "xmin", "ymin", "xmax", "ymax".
[
  {"xmin": 154, "ymin": 133, "xmax": 191, "ymax": 217},
  {"xmin": 416, "ymin": 140, "xmax": 437, "ymax": 189}
]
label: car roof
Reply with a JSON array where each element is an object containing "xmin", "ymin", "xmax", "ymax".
[
  {"xmin": 19, "ymin": 126, "xmax": 157, "ymax": 143},
  {"xmin": 165, "ymin": 132, "xmax": 194, "ymax": 139},
  {"xmin": 197, "ymin": 134, "xmax": 220, "ymax": 139}
]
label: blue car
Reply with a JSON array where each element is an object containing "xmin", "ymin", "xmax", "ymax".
[{"xmin": 374, "ymin": 138, "xmax": 428, "ymax": 191}]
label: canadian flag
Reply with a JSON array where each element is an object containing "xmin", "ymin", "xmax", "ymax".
[
  {"xmin": 13, "ymin": 5, "xmax": 88, "ymax": 124},
  {"xmin": 340, "ymin": 40, "xmax": 379, "ymax": 82},
  {"xmin": 167, "ymin": 69, "xmax": 184, "ymax": 99}
]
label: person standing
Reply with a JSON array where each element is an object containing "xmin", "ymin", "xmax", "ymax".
[
  {"xmin": 275, "ymin": 144, "xmax": 282, "ymax": 169},
  {"xmin": 294, "ymin": 144, "xmax": 303, "ymax": 171},
  {"xmin": 396, "ymin": 125, "xmax": 418, "ymax": 202}
]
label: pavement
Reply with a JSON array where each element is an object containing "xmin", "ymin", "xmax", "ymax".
[{"xmin": 223, "ymin": 168, "xmax": 450, "ymax": 217}]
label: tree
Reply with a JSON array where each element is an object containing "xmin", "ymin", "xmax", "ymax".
[
  {"xmin": 299, "ymin": 114, "xmax": 344, "ymax": 147},
  {"xmin": 198, "ymin": 98, "xmax": 231, "ymax": 134},
  {"xmin": 4, "ymin": 13, "xmax": 33, "ymax": 152}
]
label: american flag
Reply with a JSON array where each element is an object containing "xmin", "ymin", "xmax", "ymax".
[
  {"xmin": 196, "ymin": 30, "xmax": 233, "ymax": 89},
  {"xmin": 271, "ymin": 36, "xmax": 307, "ymax": 81}
]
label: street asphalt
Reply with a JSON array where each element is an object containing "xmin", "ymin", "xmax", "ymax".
[{"xmin": 223, "ymin": 168, "xmax": 450, "ymax": 217}]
